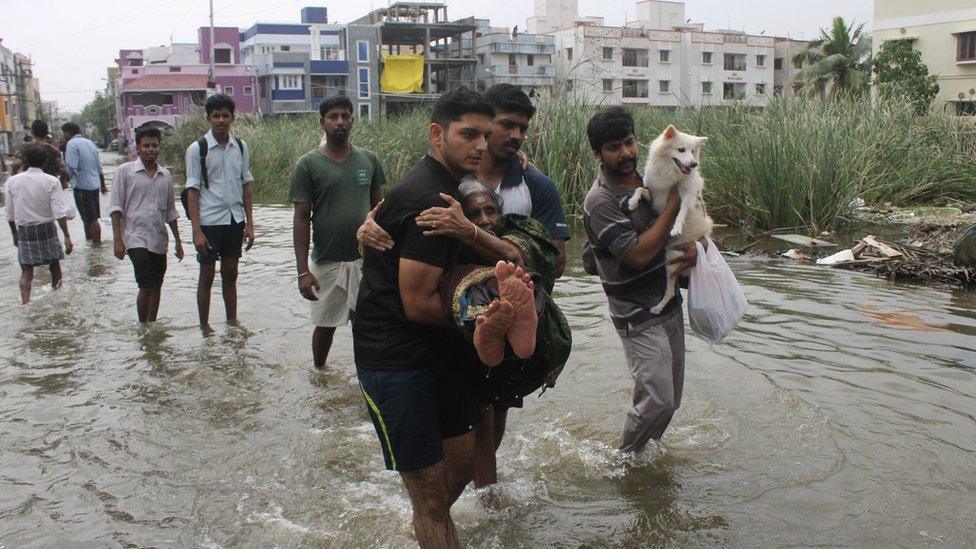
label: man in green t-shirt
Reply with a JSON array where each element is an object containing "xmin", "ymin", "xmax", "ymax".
[{"xmin": 290, "ymin": 96, "xmax": 385, "ymax": 369}]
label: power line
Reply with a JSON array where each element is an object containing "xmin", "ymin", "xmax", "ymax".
[
  {"xmin": 221, "ymin": 0, "xmax": 305, "ymax": 19},
  {"xmin": 20, "ymin": 0, "xmax": 185, "ymax": 49}
]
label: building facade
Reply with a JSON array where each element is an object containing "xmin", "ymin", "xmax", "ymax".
[
  {"xmin": 772, "ymin": 37, "xmax": 809, "ymax": 96},
  {"xmin": 241, "ymin": 7, "xmax": 353, "ymax": 116},
  {"xmin": 115, "ymin": 27, "xmax": 258, "ymax": 147},
  {"xmin": 553, "ymin": 23, "xmax": 774, "ymax": 107},
  {"xmin": 873, "ymin": 0, "xmax": 976, "ymax": 115},
  {"xmin": 460, "ymin": 18, "xmax": 556, "ymax": 97}
]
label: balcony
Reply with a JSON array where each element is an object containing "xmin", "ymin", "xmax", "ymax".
[
  {"xmin": 477, "ymin": 33, "xmax": 555, "ymax": 56},
  {"xmin": 487, "ymin": 64, "xmax": 554, "ymax": 78}
]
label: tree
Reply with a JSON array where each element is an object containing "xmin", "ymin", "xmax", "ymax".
[
  {"xmin": 75, "ymin": 91, "xmax": 116, "ymax": 146},
  {"xmin": 872, "ymin": 39, "xmax": 940, "ymax": 114},
  {"xmin": 792, "ymin": 17, "xmax": 872, "ymax": 99}
]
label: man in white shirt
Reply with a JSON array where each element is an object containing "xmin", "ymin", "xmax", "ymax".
[{"xmin": 4, "ymin": 145, "xmax": 73, "ymax": 304}]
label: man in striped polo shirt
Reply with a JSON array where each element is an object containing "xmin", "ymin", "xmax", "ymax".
[{"xmin": 582, "ymin": 107, "xmax": 699, "ymax": 454}]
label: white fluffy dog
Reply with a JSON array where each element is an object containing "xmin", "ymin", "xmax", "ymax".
[{"xmin": 627, "ymin": 125, "xmax": 713, "ymax": 314}]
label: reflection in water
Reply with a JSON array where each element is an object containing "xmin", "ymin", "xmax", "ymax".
[{"xmin": 0, "ymin": 172, "xmax": 975, "ymax": 545}]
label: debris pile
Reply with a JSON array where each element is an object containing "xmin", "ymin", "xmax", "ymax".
[{"xmin": 817, "ymin": 226, "xmax": 976, "ymax": 287}]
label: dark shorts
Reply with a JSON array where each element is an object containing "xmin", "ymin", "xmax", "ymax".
[
  {"xmin": 197, "ymin": 221, "xmax": 245, "ymax": 263},
  {"xmin": 128, "ymin": 248, "xmax": 167, "ymax": 289},
  {"xmin": 73, "ymin": 189, "xmax": 101, "ymax": 224},
  {"xmin": 356, "ymin": 363, "xmax": 478, "ymax": 472}
]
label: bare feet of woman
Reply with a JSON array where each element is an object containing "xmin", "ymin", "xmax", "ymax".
[
  {"xmin": 495, "ymin": 260, "xmax": 537, "ymax": 359},
  {"xmin": 473, "ymin": 298, "xmax": 515, "ymax": 367}
]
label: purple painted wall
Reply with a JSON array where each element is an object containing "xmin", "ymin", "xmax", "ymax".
[{"xmin": 198, "ymin": 27, "xmax": 242, "ymax": 65}]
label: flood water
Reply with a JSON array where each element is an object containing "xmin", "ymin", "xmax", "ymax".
[{"xmin": 1, "ymin": 154, "xmax": 974, "ymax": 547}]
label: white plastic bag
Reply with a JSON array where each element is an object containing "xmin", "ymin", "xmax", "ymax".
[
  {"xmin": 58, "ymin": 187, "xmax": 77, "ymax": 220},
  {"xmin": 687, "ymin": 236, "xmax": 748, "ymax": 344}
]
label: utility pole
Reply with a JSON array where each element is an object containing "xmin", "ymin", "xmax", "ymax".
[{"xmin": 208, "ymin": 0, "xmax": 217, "ymax": 95}]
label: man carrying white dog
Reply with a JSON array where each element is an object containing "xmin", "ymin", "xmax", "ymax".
[{"xmin": 582, "ymin": 107, "xmax": 699, "ymax": 453}]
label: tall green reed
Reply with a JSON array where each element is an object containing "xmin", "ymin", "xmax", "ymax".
[{"xmin": 161, "ymin": 98, "xmax": 976, "ymax": 231}]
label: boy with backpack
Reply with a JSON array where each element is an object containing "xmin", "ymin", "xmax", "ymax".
[{"xmin": 184, "ymin": 94, "xmax": 256, "ymax": 330}]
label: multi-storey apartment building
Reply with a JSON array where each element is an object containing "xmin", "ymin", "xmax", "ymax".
[
  {"xmin": 873, "ymin": 0, "xmax": 976, "ymax": 115},
  {"xmin": 546, "ymin": 0, "xmax": 774, "ymax": 107},
  {"xmin": 240, "ymin": 7, "xmax": 352, "ymax": 116},
  {"xmin": 114, "ymin": 27, "xmax": 258, "ymax": 147},
  {"xmin": 350, "ymin": 2, "xmax": 475, "ymax": 117},
  {"xmin": 459, "ymin": 18, "xmax": 556, "ymax": 97}
]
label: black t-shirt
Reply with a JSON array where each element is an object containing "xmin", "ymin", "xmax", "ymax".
[{"xmin": 353, "ymin": 155, "xmax": 467, "ymax": 370}]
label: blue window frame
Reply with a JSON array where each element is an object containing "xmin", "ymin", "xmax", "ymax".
[
  {"xmin": 358, "ymin": 67, "xmax": 370, "ymax": 98},
  {"xmin": 357, "ymin": 41, "xmax": 369, "ymax": 63}
]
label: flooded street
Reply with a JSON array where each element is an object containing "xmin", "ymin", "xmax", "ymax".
[{"xmin": 1, "ymin": 155, "xmax": 975, "ymax": 547}]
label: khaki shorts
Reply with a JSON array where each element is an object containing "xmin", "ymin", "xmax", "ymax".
[{"xmin": 310, "ymin": 259, "xmax": 362, "ymax": 327}]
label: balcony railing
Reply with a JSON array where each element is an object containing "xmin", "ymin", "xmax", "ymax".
[{"xmin": 488, "ymin": 65, "xmax": 554, "ymax": 78}]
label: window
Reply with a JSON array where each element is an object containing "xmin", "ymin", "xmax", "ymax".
[
  {"xmin": 774, "ymin": 57, "xmax": 783, "ymax": 70},
  {"xmin": 603, "ymin": 78, "xmax": 614, "ymax": 92},
  {"xmin": 756, "ymin": 54, "xmax": 766, "ymax": 68},
  {"xmin": 223, "ymin": 86, "xmax": 234, "ymax": 95},
  {"xmin": 566, "ymin": 47, "xmax": 573, "ymax": 61},
  {"xmin": 214, "ymin": 48, "xmax": 232, "ymax": 64},
  {"xmin": 358, "ymin": 67, "xmax": 370, "ymax": 98},
  {"xmin": 168, "ymin": 66, "xmax": 182, "ymax": 72},
  {"xmin": 702, "ymin": 81, "xmax": 713, "ymax": 95},
  {"xmin": 565, "ymin": 80, "xmax": 573, "ymax": 92},
  {"xmin": 724, "ymin": 53, "xmax": 746, "ymax": 71},
  {"xmin": 527, "ymin": 54, "xmax": 534, "ymax": 66},
  {"xmin": 659, "ymin": 49, "xmax": 670, "ymax": 63},
  {"xmin": 357, "ymin": 41, "xmax": 369, "ymax": 63},
  {"xmin": 278, "ymin": 75, "xmax": 302, "ymax": 90},
  {"xmin": 260, "ymin": 84, "xmax": 267, "ymax": 98},
  {"xmin": 723, "ymin": 82, "xmax": 746, "ymax": 100},
  {"xmin": 244, "ymin": 86, "xmax": 253, "ymax": 96},
  {"xmin": 321, "ymin": 46, "xmax": 339, "ymax": 60},
  {"xmin": 793, "ymin": 58, "xmax": 802, "ymax": 69},
  {"xmin": 509, "ymin": 54, "xmax": 517, "ymax": 66},
  {"xmin": 281, "ymin": 45, "xmax": 291, "ymax": 52},
  {"xmin": 659, "ymin": 80, "xmax": 670, "ymax": 93},
  {"xmin": 622, "ymin": 79, "xmax": 649, "ymax": 98},
  {"xmin": 958, "ymin": 32, "xmax": 976, "ymax": 62},
  {"xmin": 702, "ymin": 51, "xmax": 712, "ymax": 64},
  {"xmin": 132, "ymin": 69, "xmax": 139, "ymax": 74},
  {"xmin": 127, "ymin": 58, "xmax": 143, "ymax": 67},
  {"xmin": 359, "ymin": 102, "xmax": 371, "ymax": 119},
  {"xmin": 132, "ymin": 92, "xmax": 174, "ymax": 106},
  {"xmin": 622, "ymin": 48, "xmax": 649, "ymax": 67},
  {"xmin": 755, "ymin": 83, "xmax": 767, "ymax": 95},
  {"xmin": 602, "ymin": 46, "xmax": 613, "ymax": 60}
]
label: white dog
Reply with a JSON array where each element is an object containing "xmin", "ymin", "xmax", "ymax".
[{"xmin": 627, "ymin": 125, "xmax": 713, "ymax": 314}]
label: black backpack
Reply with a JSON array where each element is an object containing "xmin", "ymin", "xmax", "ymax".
[{"xmin": 180, "ymin": 135, "xmax": 245, "ymax": 218}]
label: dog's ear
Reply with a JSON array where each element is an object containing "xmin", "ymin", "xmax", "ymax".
[
  {"xmin": 698, "ymin": 136, "xmax": 708, "ymax": 146},
  {"xmin": 663, "ymin": 125, "xmax": 677, "ymax": 140}
]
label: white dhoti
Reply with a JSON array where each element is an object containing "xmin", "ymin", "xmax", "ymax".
[{"xmin": 309, "ymin": 259, "xmax": 363, "ymax": 327}]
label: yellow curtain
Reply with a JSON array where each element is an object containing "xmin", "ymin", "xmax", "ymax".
[{"xmin": 380, "ymin": 54, "xmax": 424, "ymax": 94}]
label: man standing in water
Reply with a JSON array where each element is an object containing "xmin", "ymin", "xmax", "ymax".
[
  {"xmin": 356, "ymin": 84, "xmax": 571, "ymax": 491},
  {"xmin": 582, "ymin": 107, "xmax": 698, "ymax": 453},
  {"xmin": 355, "ymin": 88, "xmax": 535, "ymax": 547},
  {"xmin": 290, "ymin": 96, "xmax": 384, "ymax": 368},
  {"xmin": 184, "ymin": 94, "xmax": 256, "ymax": 330},
  {"xmin": 108, "ymin": 127, "xmax": 184, "ymax": 322},
  {"xmin": 62, "ymin": 122, "xmax": 106, "ymax": 243},
  {"xmin": 5, "ymin": 145, "xmax": 73, "ymax": 304}
]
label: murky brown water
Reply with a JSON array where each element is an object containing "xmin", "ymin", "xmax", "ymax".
[{"xmin": 1, "ymin": 154, "xmax": 974, "ymax": 547}]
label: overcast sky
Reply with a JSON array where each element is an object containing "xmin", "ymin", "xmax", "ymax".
[{"xmin": 2, "ymin": 0, "xmax": 873, "ymax": 112}]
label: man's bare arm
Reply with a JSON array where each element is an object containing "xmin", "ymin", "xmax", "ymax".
[{"xmin": 399, "ymin": 258, "xmax": 449, "ymax": 326}]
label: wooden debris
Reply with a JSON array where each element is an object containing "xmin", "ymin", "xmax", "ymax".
[
  {"xmin": 771, "ymin": 234, "xmax": 837, "ymax": 248},
  {"xmin": 862, "ymin": 235, "xmax": 902, "ymax": 258}
]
